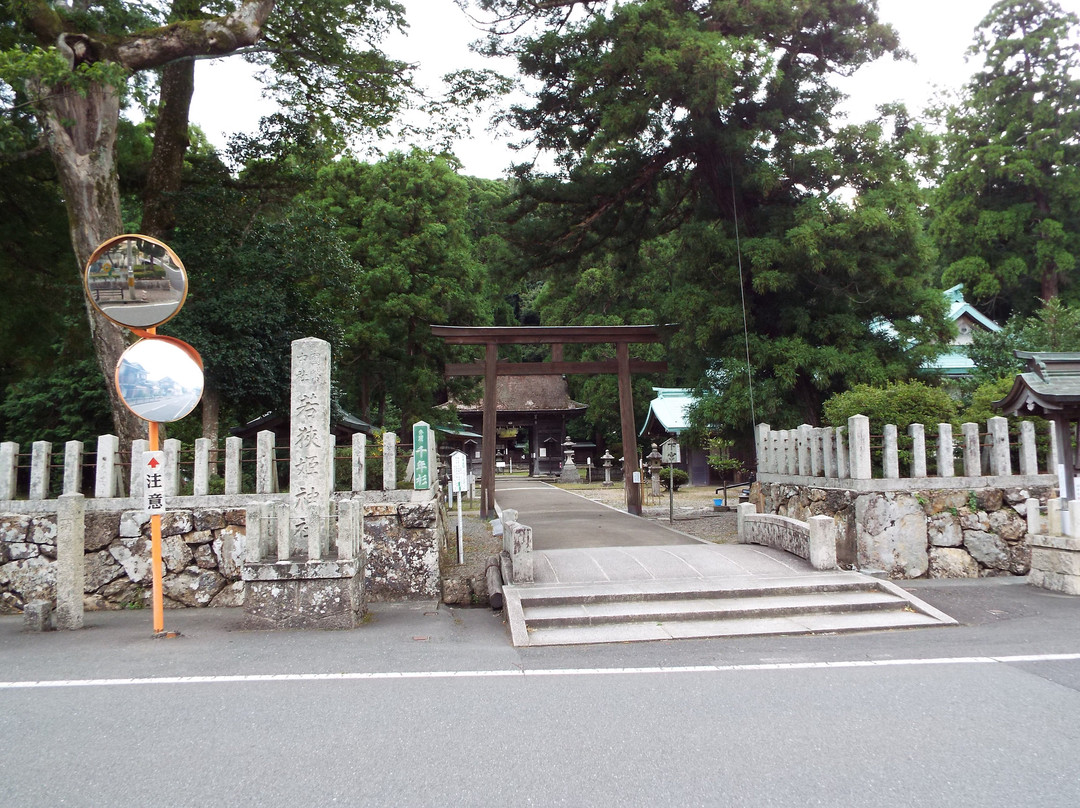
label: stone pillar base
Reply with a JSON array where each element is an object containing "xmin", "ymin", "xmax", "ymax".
[
  {"xmin": 559, "ymin": 463, "xmax": 579, "ymax": 483},
  {"xmin": 241, "ymin": 558, "xmax": 365, "ymax": 629},
  {"xmin": 1029, "ymin": 535, "xmax": 1080, "ymax": 596}
]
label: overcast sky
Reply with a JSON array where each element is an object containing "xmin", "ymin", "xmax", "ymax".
[{"xmin": 189, "ymin": 0, "xmax": 1080, "ymax": 178}]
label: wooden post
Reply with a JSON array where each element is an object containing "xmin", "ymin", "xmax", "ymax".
[
  {"xmin": 617, "ymin": 342, "xmax": 642, "ymax": 516},
  {"xmin": 482, "ymin": 341, "xmax": 498, "ymax": 519}
]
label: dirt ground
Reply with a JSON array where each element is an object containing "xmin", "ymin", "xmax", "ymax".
[{"xmin": 437, "ymin": 481, "xmax": 741, "ymax": 606}]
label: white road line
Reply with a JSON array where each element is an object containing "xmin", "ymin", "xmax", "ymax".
[{"xmin": 2, "ymin": 653, "xmax": 1078, "ymax": 690}]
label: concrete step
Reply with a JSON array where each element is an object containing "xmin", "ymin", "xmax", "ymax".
[{"xmin": 503, "ymin": 573, "xmax": 955, "ymax": 647}]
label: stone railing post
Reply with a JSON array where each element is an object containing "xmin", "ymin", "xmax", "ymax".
[
  {"xmin": 808, "ymin": 515, "xmax": 838, "ymax": 570},
  {"xmin": 245, "ymin": 502, "xmax": 268, "ymax": 562},
  {"xmin": 1048, "ymin": 498, "xmax": 1062, "ymax": 536},
  {"xmin": 835, "ymin": 427, "xmax": 848, "ymax": 479},
  {"xmin": 737, "ymin": 501, "xmax": 757, "ymax": 542},
  {"xmin": 62, "ymin": 440, "xmax": 83, "ymax": 496},
  {"xmin": 988, "ymin": 416, "xmax": 1012, "ymax": 477},
  {"xmin": 193, "ymin": 438, "xmax": 211, "ymax": 496},
  {"xmin": 163, "ymin": 438, "xmax": 181, "ymax": 497},
  {"xmin": 797, "ymin": 424, "xmax": 812, "ymax": 476},
  {"xmin": 1026, "ymin": 498, "xmax": 1041, "ymax": 536},
  {"xmin": 129, "ymin": 439, "xmax": 148, "ymax": 502},
  {"xmin": 276, "ymin": 501, "xmax": 292, "ymax": 561},
  {"xmin": 94, "ymin": 434, "xmax": 121, "ymax": 498},
  {"xmin": 769, "ymin": 430, "xmax": 781, "ymax": 474},
  {"xmin": 30, "ymin": 440, "xmax": 52, "ymax": 500},
  {"xmin": 225, "ymin": 436, "xmax": 242, "ymax": 494},
  {"xmin": 848, "ymin": 415, "xmax": 871, "ymax": 480},
  {"xmin": 55, "ymin": 493, "xmax": 85, "ymax": 630},
  {"xmin": 961, "ymin": 423, "xmax": 980, "ymax": 477},
  {"xmin": 755, "ymin": 424, "xmax": 770, "ymax": 474},
  {"xmin": 0, "ymin": 441, "xmax": 17, "ymax": 499},
  {"xmin": 810, "ymin": 427, "xmax": 823, "ymax": 477},
  {"xmin": 908, "ymin": 423, "xmax": 927, "ymax": 479},
  {"xmin": 821, "ymin": 428, "xmax": 835, "ymax": 479},
  {"xmin": 1019, "ymin": 421, "xmax": 1038, "ymax": 476},
  {"xmin": 383, "ymin": 432, "xmax": 397, "ymax": 490},
  {"xmin": 256, "ymin": 430, "xmax": 277, "ymax": 494},
  {"xmin": 352, "ymin": 433, "xmax": 367, "ymax": 492},
  {"xmin": 937, "ymin": 423, "xmax": 954, "ymax": 478},
  {"xmin": 882, "ymin": 424, "xmax": 899, "ymax": 479}
]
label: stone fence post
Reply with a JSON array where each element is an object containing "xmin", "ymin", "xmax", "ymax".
[
  {"xmin": 94, "ymin": 434, "xmax": 121, "ymax": 497},
  {"xmin": 30, "ymin": 440, "xmax": 51, "ymax": 500},
  {"xmin": 848, "ymin": 415, "xmax": 871, "ymax": 480},
  {"xmin": 55, "ymin": 493, "xmax": 85, "ymax": 630},
  {"xmin": 62, "ymin": 440, "xmax": 83, "ymax": 495},
  {"xmin": 808, "ymin": 515, "xmax": 838, "ymax": 570},
  {"xmin": 352, "ymin": 433, "xmax": 366, "ymax": 492},
  {"xmin": 383, "ymin": 432, "xmax": 397, "ymax": 491},
  {"xmin": 0, "ymin": 441, "xmax": 17, "ymax": 499}
]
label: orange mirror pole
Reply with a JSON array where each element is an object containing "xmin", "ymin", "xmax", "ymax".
[{"xmin": 148, "ymin": 419, "xmax": 165, "ymax": 635}]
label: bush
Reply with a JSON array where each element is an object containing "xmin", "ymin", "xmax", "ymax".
[
  {"xmin": 657, "ymin": 467, "xmax": 689, "ymax": 491},
  {"xmin": 822, "ymin": 380, "xmax": 957, "ymax": 431}
]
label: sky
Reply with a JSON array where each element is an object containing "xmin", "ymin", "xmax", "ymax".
[{"xmin": 188, "ymin": 0, "xmax": 1080, "ymax": 179}]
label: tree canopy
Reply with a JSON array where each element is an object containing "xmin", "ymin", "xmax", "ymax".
[{"xmin": 932, "ymin": 0, "xmax": 1080, "ymax": 319}]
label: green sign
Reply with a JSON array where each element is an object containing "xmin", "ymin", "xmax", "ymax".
[{"xmin": 413, "ymin": 421, "xmax": 432, "ymax": 490}]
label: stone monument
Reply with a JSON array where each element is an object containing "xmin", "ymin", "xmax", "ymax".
[{"xmin": 241, "ymin": 338, "xmax": 366, "ymax": 629}]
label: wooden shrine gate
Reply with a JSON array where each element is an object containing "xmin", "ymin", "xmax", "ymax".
[{"xmin": 432, "ymin": 325, "xmax": 668, "ymax": 518}]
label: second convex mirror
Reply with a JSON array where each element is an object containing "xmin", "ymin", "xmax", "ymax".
[
  {"xmin": 115, "ymin": 338, "xmax": 204, "ymax": 423},
  {"xmin": 85, "ymin": 234, "xmax": 188, "ymax": 329}
]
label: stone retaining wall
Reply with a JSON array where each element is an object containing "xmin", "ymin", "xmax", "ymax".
[
  {"xmin": 756, "ymin": 482, "xmax": 1055, "ymax": 579},
  {"xmin": 0, "ymin": 495, "xmax": 444, "ymax": 613}
]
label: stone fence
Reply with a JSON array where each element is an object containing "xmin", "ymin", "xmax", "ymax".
[
  {"xmin": 0, "ymin": 430, "xmax": 407, "ymax": 503},
  {"xmin": 1026, "ymin": 498, "xmax": 1080, "ymax": 596},
  {"xmin": 736, "ymin": 505, "xmax": 837, "ymax": 570},
  {"xmin": 754, "ymin": 414, "xmax": 1059, "ymax": 580}
]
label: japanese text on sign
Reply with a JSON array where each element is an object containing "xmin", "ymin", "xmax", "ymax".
[{"xmin": 143, "ymin": 451, "xmax": 167, "ymax": 514}]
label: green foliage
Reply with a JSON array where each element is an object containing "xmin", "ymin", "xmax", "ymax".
[
  {"xmin": 304, "ymin": 150, "xmax": 495, "ymax": 426},
  {"xmin": 656, "ymin": 466, "xmax": 688, "ymax": 492},
  {"xmin": 822, "ymin": 381, "xmax": 958, "ymax": 431},
  {"xmin": 706, "ymin": 438, "xmax": 743, "ymax": 476},
  {"xmin": 967, "ymin": 298, "xmax": 1080, "ymax": 382},
  {"xmin": 493, "ymin": 1, "xmax": 949, "ymax": 437},
  {"xmin": 932, "ymin": 0, "xmax": 1080, "ymax": 317},
  {"xmin": 0, "ymin": 357, "xmax": 112, "ymax": 445}
]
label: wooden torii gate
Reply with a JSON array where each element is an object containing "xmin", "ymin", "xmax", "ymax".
[{"xmin": 432, "ymin": 325, "xmax": 668, "ymax": 518}]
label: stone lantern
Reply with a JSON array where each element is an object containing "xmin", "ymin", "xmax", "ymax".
[
  {"xmin": 560, "ymin": 436, "xmax": 579, "ymax": 483},
  {"xmin": 647, "ymin": 442, "xmax": 663, "ymax": 497},
  {"xmin": 601, "ymin": 449, "xmax": 615, "ymax": 487}
]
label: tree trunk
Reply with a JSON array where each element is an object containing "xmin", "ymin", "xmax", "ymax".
[
  {"xmin": 201, "ymin": 382, "xmax": 221, "ymax": 446},
  {"xmin": 140, "ymin": 57, "xmax": 195, "ymax": 238},
  {"xmin": 35, "ymin": 78, "xmax": 144, "ymax": 447}
]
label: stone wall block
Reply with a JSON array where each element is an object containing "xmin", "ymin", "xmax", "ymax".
[
  {"xmin": 975, "ymin": 489, "xmax": 1004, "ymax": 513},
  {"xmin": 120, "ymin": 511, "xmax": 151, "ymax": 538},
  {"xmin": 1007, "ymin": 542, "xmax": 1031, "ymax": 575},
  {"xmin": 963, "ymin": 530, "xmax": 1010, "ymax": 571},
  {"xmin": 84, "ymin": 512, "xmax": 119, "ymax": 552},
  {"xmin": 1, "ymin": 514, "xmax": 30, "ymax": 544},
  {"xmin": 193, "ymin": 508, "xmax": 226, "ymax": 532},
  {"xmin": 29, "ymin": 516, "xmax": 57, "ymax": 547},
  {"xmin": 161, "ymin": 535, "xmax": 194, "ymax": 573},
  {"xmin": 193, "ymin": 544, "xmax": 216, "ymax": 569},
  {"xmin": 0, "ymin": 556, "xmax": 56, "ymax": 606},
  {"xmin": 855, "ymin": 493, "xmax": 928, "ymax": 578},
  {"xmin": 212, "ymin": 526, "xmax": 247, "ymax": 579},
  {"xmin": 210, "ymin": 582, "xmax": 244, "ymax": 607},
  {"xmin": 988, "ymin": 509, "xmax": 1026, "ymax": 543},
  {"xmin": 182, "ymin": 529, "xmax": 215, "ymax": 545},
  {"xmin": 161, "ymin": 510, "xmax": 194, "ymax": 537},
  {"xmin": 929, "ymin": 547, "xmax": 980, "ymax": 579},
  {"xmin": 398, "ymin": 502, "xmax": 437, "ymax": 529},
  {"xmin": 928, "ymin": 514, "xmax": 963, "ymax": 547},
  {"xmin": 109, "ymin": 536, "xmax": 153, "ymax": 585},
  {"xmin": 84, "ymin": 550, "xmax": 124, "ymax": 591},
  {"xmin": 162, "ymin": 567, "xmax": 226, "ymax": 607}
]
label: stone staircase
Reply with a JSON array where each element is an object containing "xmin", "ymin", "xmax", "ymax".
[{"xmin": 503, "ymin": 571, "xmax": 955, "ymax": 647}]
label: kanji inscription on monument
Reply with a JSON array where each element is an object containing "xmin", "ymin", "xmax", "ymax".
[{"xmin": 289, "ymin": 338, "xmax": 331, "ymax": 556}]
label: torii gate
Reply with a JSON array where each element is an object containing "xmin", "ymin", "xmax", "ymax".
[{"xmin": 433, "ymin": 325, "xmax": 668, "ymax": 518}]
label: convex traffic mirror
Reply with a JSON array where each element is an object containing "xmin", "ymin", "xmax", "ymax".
[
  {"xmin": 84, "ymin": 234, "xmax": 188, "ymax": 329},
  {"xmin": 115, "ymin": 338, "xmax": 204, "ymax": 423}
]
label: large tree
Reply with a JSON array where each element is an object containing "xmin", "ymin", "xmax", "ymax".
[
  {"xmin": 472, "ymin": 0, "xmax": 950, "ymax": 432},
  {"xmin": 0, "ymin": 1, "xmax": 410, "ymax": 444},
  {"xmin": 932, "ymin": 0, "xmax": 1080, "ymax": 319}
]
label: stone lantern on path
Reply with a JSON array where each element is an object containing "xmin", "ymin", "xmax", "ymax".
[
  {"xmin": 601, "ymin": 449, "xmax": 614, "ymax": 488},
  {"xmin": 560, "ymin": 436, "xmax": 579, "ymax": 483}
]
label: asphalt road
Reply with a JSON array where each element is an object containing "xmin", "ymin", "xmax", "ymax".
[{"xmin": 3, "ymin": 579, "xmax": 1080, "ymax": 807}]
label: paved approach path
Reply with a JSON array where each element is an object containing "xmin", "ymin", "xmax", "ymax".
[{"xmin": 493, "ymin": 477, "xmax": 815, "ymax": 586}]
